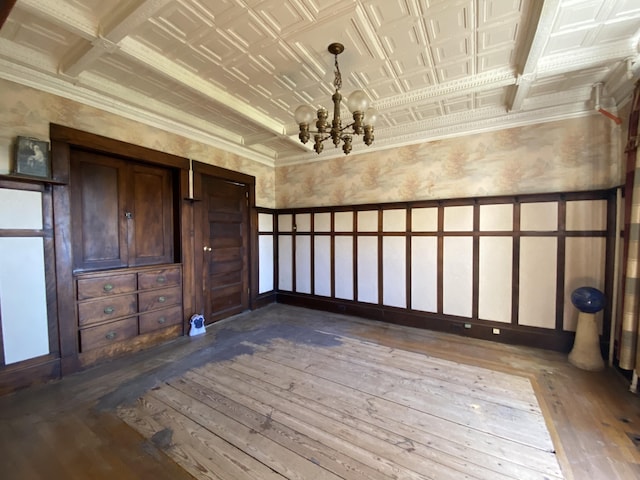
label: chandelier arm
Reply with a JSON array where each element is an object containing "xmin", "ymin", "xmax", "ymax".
[{"xmin": 308, "ymin": 122, "xmax": 362, "ymax": 134}]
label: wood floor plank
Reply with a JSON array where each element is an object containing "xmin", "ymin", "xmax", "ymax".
[
  {"xmin": 192, "ymin": 343, "xmax": 562, "ymax": 479},
  {"xmin": 191, "ymin": 363, "xmax": 527, "ymax": 480},
  {"xmin": 242, "ymin": 340, "xmax": 556, "ymax": 452},
  {"xmin": 322, "ymin": 333, "xmax": 538, "ymax": 406},
  {"xmin": 7, "ymin": 304, "xmax": 640, "ymax": 479},
  {"xmin": 169, "ymin": 374, "xmax": 397, "ymax": 480},
  {"xmin": 149, "ymin": 382, "xmax": 346, "ymax": 480},
  {"xmin": 223, "ymin": 346, "xmax": 563, "ymax": 478},
  {"xmin": 185, "ymin": 368, "xmax": 492, "ymax": 480},
  {"xmin": 119, "ymin": 392, "xmax": 286, "ymax": 480},
  {"xmin": 254, "ymin": 336, "xmax": 541, "ymax": 421}
]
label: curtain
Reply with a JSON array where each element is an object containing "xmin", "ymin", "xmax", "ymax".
[{"xmin": 619, "ymin": 81, "xmax": 640, "ymax": 372}]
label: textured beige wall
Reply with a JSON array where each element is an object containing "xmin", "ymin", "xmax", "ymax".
[
  {"xmin": 276, "ymin": 114, "xmax": 623, "ymax": 208},
  {"xmin": 0, "ymin": 78, "xmax": 624, "ymax": 210},
  {"xmin": 0, "ymin": 79, "xmax": 276, "ymax": 207}
]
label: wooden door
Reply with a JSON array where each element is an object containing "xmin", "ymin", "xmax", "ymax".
[{"xmin": 202, "ymin": 176, "xmax": 249, "ymax": 323}]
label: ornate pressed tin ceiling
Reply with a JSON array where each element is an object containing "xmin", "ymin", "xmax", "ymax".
[{"xmin": 1, "ymin": 0, "xmax": 639, "ymax": 166}]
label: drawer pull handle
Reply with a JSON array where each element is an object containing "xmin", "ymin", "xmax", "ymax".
[
  {"xmin": 103, "ymin": 283, "xmax": 114, "ymax": 292},
  {"xmin": 158, "ymin": 296, "xmax": 166, "ymax": 303},
  {"xmin": 157, "ymin": 317, "xmax": 166, "ymax": 324},
  {"xmin": 105, "ymin": 331, "xmax": 117, "ymax": 340},
  {"xmin": 104, "ymin": 306, "xmax": 115, "ymax": 314},
  {"xmin": 157, "ymin": 276, "xmax": 166, "ymax": 283}
]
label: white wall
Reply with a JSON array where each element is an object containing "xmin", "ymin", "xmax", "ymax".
[{"xmin": 0, "ymin": 189, "xmax": 49, "ymax": 364}]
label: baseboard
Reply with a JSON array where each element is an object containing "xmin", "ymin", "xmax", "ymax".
[
  {"xmin": 276, "ymin": 292, "xmax": 577, "ymax": 353},
  {"xmin": 0, "ymin": 355, "xmax": 61, "ymax": 396},
  {"xmin": 253, "ymin": 292, "xmax": 276, "ymax": 309}
]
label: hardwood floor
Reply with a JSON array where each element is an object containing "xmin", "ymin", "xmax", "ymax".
[{"xmin": 1, "ymin": 304, "xmax": 639, "ymax": 479}]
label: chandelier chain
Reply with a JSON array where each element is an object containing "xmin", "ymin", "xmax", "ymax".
[{"xmin": 334, "ymin": 53, "xmax": 342, "ymax": 91}]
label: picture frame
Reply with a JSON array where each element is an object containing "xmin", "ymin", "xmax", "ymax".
[{"xmin": 13, "ymin": 136, "xmax": 50, "ymax": 178}]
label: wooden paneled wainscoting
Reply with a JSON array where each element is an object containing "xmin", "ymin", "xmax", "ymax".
[{"xmin": 264, "ymin": 190, "xmax": 617, "ymax": 353}]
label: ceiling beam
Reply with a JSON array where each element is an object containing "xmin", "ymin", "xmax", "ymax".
[
  {"xmin": 61, "ymin": 0, "xmax": 172, "ymax": 77},
  {"xmin": 507, "ymin": 0, "xmax": 559, "ymax": 112}
]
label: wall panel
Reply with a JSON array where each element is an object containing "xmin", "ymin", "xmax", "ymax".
[
  {"xmin": 479, "ymin": 237, "xmax": 513, "ymax": 323},
  {"xmin": 314, "ymin": 236, "xmax": 331, "ymax": 297},
  {"xmin": 411, "ymin": 237, "xmax": 438, "ymax": 312},
  {"xmin": 357, "ymin": 236, "xmax": 378, "ymax": 304},
  {"xmin": 258, "ymin": 236, "xmax": 273, "ymax": 293},
  {"xmin": 335, "ymin": 237, "xmax": 354, "ymax": 300},
  {"xmin": 278, "ymin": 235, "xmax": 292, "ymax": 291},
  {"xmin": 258, "ymin": 212, "xmax": 274, "ymax": 294},
  {"xmin": 383, "ymin": 237, "xmax": 406, "ymax": 308},
  {"xmin": 295, "ymin": 236, "xmax": 311, "ymax": 294},
  {"xmin": 443, "ymin": 236, "xmax": 473, "ymax": 318},
  {"xmin": 0, "ymin": 237, "xmax": 49, "ymax": 364},
  {"xmin": 519, "ymin": 237, "xmax": 558, "ymax": 329},
  {"xmin": 564, "ymin": 237, "xmax": 606, "ymax": 332}
]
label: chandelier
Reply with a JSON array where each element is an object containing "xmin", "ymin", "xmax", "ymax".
[{"xmin": 294, "ymin": 43, "xmax": 378, "ymax": 155}]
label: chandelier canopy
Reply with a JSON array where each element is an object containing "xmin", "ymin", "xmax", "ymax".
[{"xmin": 294, "ymin": 43, "xmax": 377, "ymax": 155}]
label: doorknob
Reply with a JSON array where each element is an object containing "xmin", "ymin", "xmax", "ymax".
[{"xmin": 203, "ymin": 246, "xmax": 212, "ymax": 252}]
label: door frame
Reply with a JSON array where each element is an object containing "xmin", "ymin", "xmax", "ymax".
[{"xmin": 192, "ymin": 161, "xmax": 257, "ymax": 320}]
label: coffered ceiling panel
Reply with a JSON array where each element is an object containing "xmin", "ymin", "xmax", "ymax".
[{"xmin": 0, "ymin": 0, "xmax": 639, "ymax": 166}]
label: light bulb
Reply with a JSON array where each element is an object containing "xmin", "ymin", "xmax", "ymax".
[
  {"xmin": 364, "ymin": 107, "xmax": 378, "ymax": 125},
  {"xmin": 294, "ymin": 105, "xmax": 315, "ymax": 124},
  {"xmin": 347, "ymin": 90, "xmax": 369, "ymax": 113}
]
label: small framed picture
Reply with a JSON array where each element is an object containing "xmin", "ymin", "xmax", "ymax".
[{"xmin": 13, "ymin": 136, "xmax": 50, "ymax": 178}]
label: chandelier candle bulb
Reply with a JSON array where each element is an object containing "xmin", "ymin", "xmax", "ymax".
[{"xmin": 294, "ymin": 43, "xmax": 377, "ymax": 155}]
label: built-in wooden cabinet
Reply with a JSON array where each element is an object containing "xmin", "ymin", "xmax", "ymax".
[
  {"xmin": 70, "ymin": 150, "xmax": 174, "ymax": 272},
  {"xmin": 49, "ymin": 125, "xmax": 192, "ymax": 375},
  {"xmin": 76, "ymin": 265, "xmax": 183, "ymax": 354}
]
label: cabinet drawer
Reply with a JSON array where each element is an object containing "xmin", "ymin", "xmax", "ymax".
[
  {"xmin": 78, "ymin": 294, "xmax": 137, "ymax": 327},
  {"xmin": 139, "ymin": 305, "xmax": 182, "ymax": 334},
  {"xmin": 138, "ymin": 266, "xmax": 181, "ymax": 290},
  {"xmin": 80, "ymin": 316, "xmax": 138, "ymax": 351},
  {"xmin": 77, "ymin": 274, "xmax": 136, "ymax": 300},
  {"xmin": 138, "ymin": 286, "xmax": 182, "ymax": 312}
]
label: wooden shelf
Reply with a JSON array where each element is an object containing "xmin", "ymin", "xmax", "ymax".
[{"xmin": 0, "ymin": 173, "xmax": 66, "ymax": 185}]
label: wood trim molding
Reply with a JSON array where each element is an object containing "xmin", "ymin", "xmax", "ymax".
[
  {"xmin": 0, "ymin": 355, "xmax": 61, "ymax": 396},
  {"xmin": 50, "ymin": 124, "xmax": 189, "ymax": 170},
  {"xmin": 272, "ymin": 189, "xmax": 615, "ymax": 354},
  {"xmin": 277, "ymin": 292, "xmax": 576, "ymax": 352}
]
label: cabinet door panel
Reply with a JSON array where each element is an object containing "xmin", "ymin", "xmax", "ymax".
[
  {"xmin": 129, "ymin": 164, "xmax": 174, "ymax": 266},
  {"xmin": 71, "ymin": 152, "xmax": 128, "ymax": 272},
  {"xmin": 70, "ymin": 152, "xmax": 174, "ymax": 271}
]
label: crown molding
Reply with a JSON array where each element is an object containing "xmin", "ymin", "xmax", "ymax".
[
  {"xmin": 275, "ymin": 103, "xmax": 596, "ymax": 166},
  {"xmin": 537, "ymin": 40, "xmax": 640, "ymax": 78},
  {"xmin": 374, "ymin": 68, "xmax": 517, "ymax": 110},
  {"xmin": 0, "ymin": 60, "xmax": 277, "ymax": 167},
  {"xmin": 19, "ymin": 0, "xmax": 96, "ymax": 39}
]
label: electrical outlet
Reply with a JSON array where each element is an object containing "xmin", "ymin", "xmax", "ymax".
[
  {"xmin": 492, "ymin": 328, "xmax": 500, "ymax": 335},
  {"xmin": 464, "ymin": 323, "xmax": 471, "ymax": 329}
]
